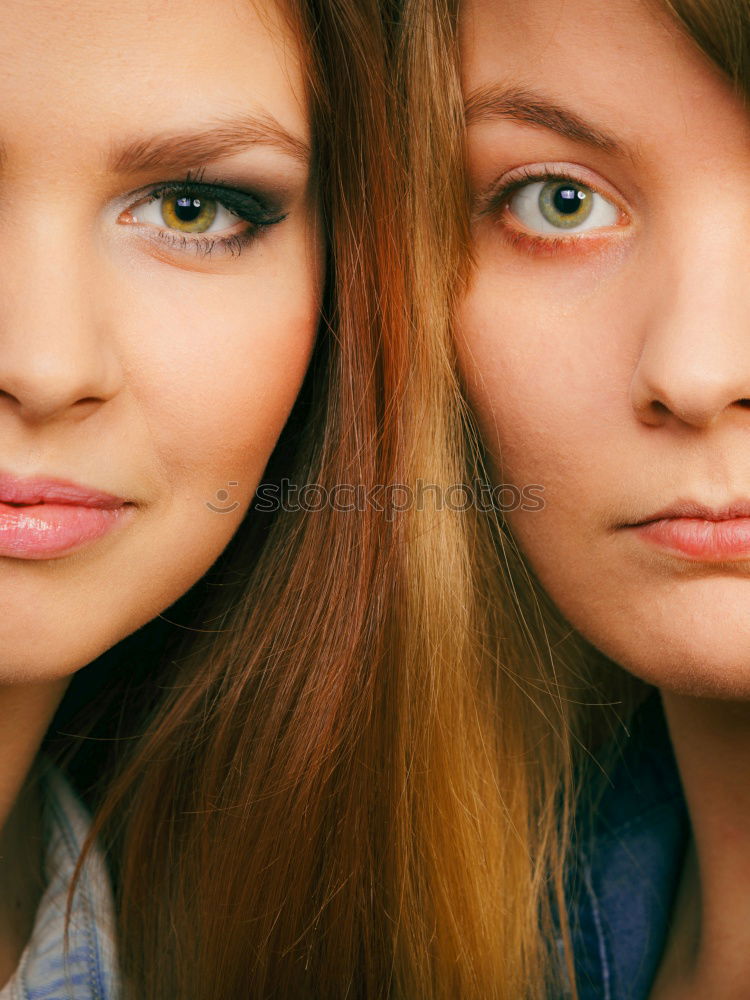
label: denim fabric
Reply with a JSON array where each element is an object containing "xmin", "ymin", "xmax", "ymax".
[
  {"xmin": 0, "ymin": 699, "xmax": 686, "ymax": 1000},
  {"xmin": 0, "ymin": 764, "xmax": 119, "ymax": 1000},
  {"xmin": 558, "ymin": 691, "xmax": 690, "ymax": 1000}
]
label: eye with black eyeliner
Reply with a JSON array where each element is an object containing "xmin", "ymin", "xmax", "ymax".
[
  {"xmin": 480, "ymin": 163, "xmax": 630, "ymax": 255},
  {"xmin": 118, "ymin": 167, "xmax": 287, "ymax": 259}
]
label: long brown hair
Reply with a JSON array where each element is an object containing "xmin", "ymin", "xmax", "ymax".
[
  {"xmin": 42, "ymin": 0, "xmax": 418, "ymax": 996},
  {"xmin": 395, "ymin": 0, "xmax": 750, "ymax": 997}
]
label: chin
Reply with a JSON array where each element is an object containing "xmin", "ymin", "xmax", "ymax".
[
  {"xmin": 577, "ymin": 609, "xmax": 750, "ymax": 701},
  {"xmin": 0, "ymin": 633, "xmax": 105, "ymax": 685},
  {"xmin": 528, "ymin": 561, "xmax": 750, "ymax": 701},
  {"xmin": 0, "ymin": 595, "xmax": 152, "ymax": 685}
]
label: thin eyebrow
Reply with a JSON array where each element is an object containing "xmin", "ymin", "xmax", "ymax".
[
  {"xmin": 464, "ymin": 84, "xmax": 640, "ymax": 162},
  {"xmin": 106, "ymin": 112, "xmax": 310, "ymax": 174}
]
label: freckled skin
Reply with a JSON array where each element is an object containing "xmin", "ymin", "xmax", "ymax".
[
  {"xmin": 458, "ymin": 0, "xmax": 750, "ymax": 698},
  {"xmin": 0, "ymin": 0, "xmax": 322, "ymax": 679}
]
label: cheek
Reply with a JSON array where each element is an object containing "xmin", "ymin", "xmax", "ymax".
[
  {"xmin": 456, "ymin": 271, "xmax": 624, "ymax": 491},
  {"xmin": 137, "ymin": 291, "xmax": 316, "ymax": 480},
  {"xmin": 455, "ymin": 269, "xmax": 631, "ymax": 639},
  {"xmin": 124, "ymin": 243, "xmax": 320, "ymax": 495},
  {"xmin": 117, "ymin": 254, "xmax": 320, "ymax": 605}
]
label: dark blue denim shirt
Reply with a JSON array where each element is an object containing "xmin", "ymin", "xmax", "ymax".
[{"xmin": 558, "ymin": 690, "xmax": 690, "ymax": 1000}]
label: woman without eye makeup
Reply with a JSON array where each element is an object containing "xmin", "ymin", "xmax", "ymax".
[
  {"xmin": 397, "ymin": 0, "xmax": 750, "ymax": 998},
  {"xmin": 0, "ymin": 0, "xmax": 443, "ymax": 997}
]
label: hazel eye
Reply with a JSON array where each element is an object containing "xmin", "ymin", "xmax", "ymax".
[
  {"xmin": 116, "ymin": 177, "xmax": 286, "ymax": 259},
  {"xmin": 130, "ymin": 191, "xmax": 243, "ymax": 236},
  {"xmin": 507, "ymin": 178, "xmax": 620, "ymax": 234}
]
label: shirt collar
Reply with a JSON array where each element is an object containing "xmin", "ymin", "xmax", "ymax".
[{"xmin": 0, "ymin": 763, "xmax": 119, "ymax": 1000}]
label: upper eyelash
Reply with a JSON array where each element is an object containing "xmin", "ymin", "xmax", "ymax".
[
  {"xmin": 131, "ymin": 166, "xmax": 287, "ymax": 257},
  {"xmin": 482, "ymin": 164, "xmax": 619, "ymax": 222}
]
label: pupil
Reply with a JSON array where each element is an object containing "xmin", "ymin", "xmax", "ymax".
[
  {"xmin": 175, "ymin": 196, "xmax": 203, "ymax": 222},
  {"xmin": 553, "ymin": 185, "xmax": 584, "ymax": 215}
]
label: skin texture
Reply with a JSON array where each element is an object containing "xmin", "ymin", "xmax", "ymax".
[
  {"xmin": 459, "ymin": 0, "xmax": 750, "ymax": 700},
  {"xmin": 457, "ymin": 0, "xmax": 750, "ymax": 995},
  {"xmin": 0, "ymin": 0, "xmax": 321, "ymax": 985}
]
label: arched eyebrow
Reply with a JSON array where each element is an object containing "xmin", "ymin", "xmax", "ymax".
[
  {"xmin": 106, "ymin": 112, "xmax": 311, "ymax": 174},
  {"xmin": 464, "ymin": 84, "xmax": 640, "ymax": 163}
]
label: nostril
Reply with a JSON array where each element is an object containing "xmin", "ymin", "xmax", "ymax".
[{"xmin": 737, "ymin": 399, "xmax": 750, "ymax": 408}]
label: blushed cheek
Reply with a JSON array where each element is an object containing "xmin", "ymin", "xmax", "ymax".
[
  {"xmin": 103, "ymin": 286, "xmax": 320, "ymax": 643},
  {"xmin": 124, "ymin": 247, "xmax": 320, "ymax": 501},
  {"xmin": 164, "ymin": 312, "xmax": 316, "ymax": 481}
]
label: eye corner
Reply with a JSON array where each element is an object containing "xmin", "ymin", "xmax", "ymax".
[{"xmin": 116, "ymin": 207, "xmax": 139, "ymax": 226}]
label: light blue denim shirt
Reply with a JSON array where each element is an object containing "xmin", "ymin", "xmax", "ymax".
[
  {"xmin": 4, "ymin": 700, "xmax": 684, "ymax": 1000},
  {"xmin": 0, "ymin": 764, "xmax": 119, "ymax": 1000}
]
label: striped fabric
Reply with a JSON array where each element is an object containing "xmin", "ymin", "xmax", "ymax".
[{"xmin": 0, "ymin": 765, "xmax": 120, "ymax": 1000}]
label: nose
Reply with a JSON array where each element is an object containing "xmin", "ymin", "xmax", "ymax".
[
  {"xmin": 0, "ymin": 214, "xmax": 123, "ymax": 425},
  {"xmin": 629, "ymin": 224, "xmax": 750, "ymax": 430}
]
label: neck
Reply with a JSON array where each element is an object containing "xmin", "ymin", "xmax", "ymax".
[
  {"xmin": 654, "ymin": 691, "xmax": 750, "ymax": 999},
  {"xmin": 0, "ymin": 677, "xmax": 70, "ymax": 989}
]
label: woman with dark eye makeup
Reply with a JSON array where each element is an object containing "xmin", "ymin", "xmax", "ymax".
[
  {"xmin": 396, "ymin": 0, "xmax": 750, "ymax": 997},
  {"xmin": 0, "ymin": 0, "xmax": 430, "ymax": 997}
]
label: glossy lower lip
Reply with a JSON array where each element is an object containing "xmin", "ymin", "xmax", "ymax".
[
  {"xmin": 0, "ymin": 501, "xmax": 135, "ymax": 559},
  {"xmin": 631, "ymin": 517, "xmax": 750, "ymax": 560}
]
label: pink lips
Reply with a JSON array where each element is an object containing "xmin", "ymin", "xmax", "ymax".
[
  {"xmin": 629, "ymin": 499, "xmax": 750, "ymax": 561},
  {"xmin": 0, "ymin": 472, "xmax": 133, "ymax": 559}
]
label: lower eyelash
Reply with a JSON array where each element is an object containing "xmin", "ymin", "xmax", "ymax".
[{"xmin": 150, "ymin": 225, "xmax": 260, "ymax": 259}]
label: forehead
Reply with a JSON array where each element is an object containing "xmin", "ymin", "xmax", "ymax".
[
  {"xmin": 0, "ymin": 0, "xmax": 307, "ymax": 173},
  {"xmin": 461, "ymin": 0, "xmax": 681, "ymax": 82},
  {"xmin": 459, "ymin": 0, "xmax": 748, "ymax": 163}
]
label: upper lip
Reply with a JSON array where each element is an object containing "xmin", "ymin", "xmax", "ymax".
[
  {"xmin": 0, "ymin": 472, "xmax": 128, "ymax": 509},
  {"xmin": 633, "ymin": 498, "xmax": 750, "ymax": 525}
]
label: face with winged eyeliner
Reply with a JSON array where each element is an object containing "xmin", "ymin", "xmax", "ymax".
[{"xmin": 0, "ymin": 0, "xmax": 322, "ymax": 680}]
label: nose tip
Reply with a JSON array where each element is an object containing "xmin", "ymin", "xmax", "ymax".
[
  {"xmin": 629, "ymin": 234, "xmax": 750, "ymax": 432},
  {"xmin": 0, "ymin": 369, "xmax": 114, "ymax": 424},
  {"xmin": 0, "ymin": 342, "xmax": 122, "ymax": 425},
  {"xmin": 0, "ymin": 234, "xmax": 124, "ymax": 425},
  {"xmin": 631, "ymin": 370, "xmax": 750, "ymax": 430}
]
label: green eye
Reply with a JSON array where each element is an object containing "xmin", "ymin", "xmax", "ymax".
[
  {"xmin": 538, "ymin": 180, "xmax": 594, "ymax": 229},
  {"xmin": 507, "ymin": 177, "xmax": 619, "ymax": 234}
]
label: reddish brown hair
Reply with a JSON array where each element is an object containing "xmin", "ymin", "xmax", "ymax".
[{"xmin": 45, "ymin": 1, "xmax": 415, "ymax": 996}]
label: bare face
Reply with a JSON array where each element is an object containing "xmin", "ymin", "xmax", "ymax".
[
  {"xmin": 458, "ymin": 0, "xmax": 750, "ymax": 697},
  {"xmin": 0, "ymin": 0, "xmax": 321, "ymax": 679}
]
